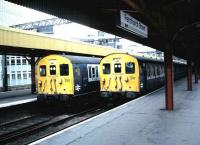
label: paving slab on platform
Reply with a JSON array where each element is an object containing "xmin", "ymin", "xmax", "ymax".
[
  {"xmin": 0, "ymin": 89, "xmax": 32, "ymax": 99},
  {"xmin": 31, "ymin": 78, "xmax": 200, "ymax": 145},
  {"xmin": 0, "ymin": 90, "xmax": 36, "ymax": 108}
]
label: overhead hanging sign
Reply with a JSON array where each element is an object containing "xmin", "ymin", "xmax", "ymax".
[{"xmin": 117, "ymin": 10, "xmax": 148, "ymax": 38}]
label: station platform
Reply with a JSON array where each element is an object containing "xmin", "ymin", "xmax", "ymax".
[
  {"xmin": 31, "ymin": 77, "xmax": 200, "ymax": 145},
  {"xmin": 0, "ymin": 89, "xmax": 36, "ymax": 108}
]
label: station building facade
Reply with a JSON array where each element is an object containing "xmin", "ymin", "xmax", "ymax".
[{"xmin": 0, "ymin": 55, "xmax": 31, "ymax": 90}]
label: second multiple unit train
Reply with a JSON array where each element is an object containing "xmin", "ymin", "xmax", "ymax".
[
  {"xmin": 36, "ymin": 53, "xmax": 186, "ymax": 104},
  {"xmin": 100, "ymin": 53, "xmax": 186, "ymax": 99}
]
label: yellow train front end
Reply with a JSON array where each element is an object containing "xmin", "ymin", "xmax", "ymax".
[
  {"xmin": 37, "ymin": 55, "xmax": 74, "ymax": 102},
  {"xmin": 100, "ymin": 53, "xmax": 140, "ymax": 99}
]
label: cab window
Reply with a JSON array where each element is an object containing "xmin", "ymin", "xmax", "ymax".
[
  {"xmin": 40, "ymin": 65, "xmax": 46, "ymax": 76},
  {"xmin": 50, "ymin": 65, "xmax": 56, "ymax": 75},
  {"xmin": 103, "ymin": 63, "xmax": 110, "ymax": 74},
  {"xmin": 125, "ymin": 62, "xmax": 135, "ymax": 74},
  {"xmin": 60, "ymin": 64, "xmax": 69, "ymax": 76},
  {"xmin": 114, "ymin": 63, "xmax": 121, "ymax": 73}
]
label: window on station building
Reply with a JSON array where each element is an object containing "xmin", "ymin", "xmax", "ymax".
[
  {"xmin": 125, "ymin": 62, "xmax": 135, "ymax": 74},
  {"xmin": 6, "ymin": 59, "xmax": 10, "ymax": 65},
  {"xmin": 16, "ymin": 57, "xmax": 21, "ymax": 65},
  {"xmin": 12, "ymin": 74, "xmax": 15, "ymax": 80},
  {"xmin": 117, "ymin": 45, "xmax": 122, "ymax": 49},
  {"xmin": 103, "ymin": 63, "xmax": 110, "ymax": 74},
  {"xmin": 17, "ymin": 71, "xmax": 21, "ymax": 79},
  {"xmin": 22, "ymin": 58, "xmax": 27, "ymax": 65},
  {"xmin": 50, "ymin": 65, "xmax": 56, "ymax": 75},
  {"xmin": 40, "ymin": 65, "xmax": 46, "ymax": 76},
  {"xmin": 28, "ymin": 71, "xmax": 31, "ymax": 78},
  {"xmin": 11, "ymin": 71, "xmax": 15, "ymax": 80},
  {"xmin": 114, "ymin": 63, "xmax": 121, "ymax": 73},
  {"xmin": 60, "ymin": 64, "xmax": 69, "ymax": 76},
  {"xmin": 11, "ymin": 57, "xmax": 15, "ymax": 65},
  {"xmin": 7, "ymin": 74, "xmax": 10, "ymax": 80},
  {"xmin": 23, "ymin": 71, "xmax": 27, "ymax": 79}
]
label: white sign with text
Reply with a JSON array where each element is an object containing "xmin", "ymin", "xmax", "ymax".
[{"xmin": 118, "ymin": 11, "xmax": 148, "ymax": 38}]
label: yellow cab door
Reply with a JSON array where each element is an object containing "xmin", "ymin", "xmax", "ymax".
[
  {"xmin": 122, "ymin": 58, "xmax": 140, "ymax": 92},
  {"xmin": 57, "ymin": 62, "xmax": 74, "ymax": 95}
]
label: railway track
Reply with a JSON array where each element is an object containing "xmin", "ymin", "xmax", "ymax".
[{"xmin": 0, "ymin": 104, "xmax": 108, "ymax": 145}]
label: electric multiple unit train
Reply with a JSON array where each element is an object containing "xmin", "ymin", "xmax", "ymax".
[
  {"xmin": 37, "ymin": 54, "xmax": 101, "ymax": 104},
  {"xmin": 99, "ymin": 53, "xmax": 186, "ymax": 99},
  {"xmin": 36, "ymin": 53, "xmax": 186, "ymax": 104}
]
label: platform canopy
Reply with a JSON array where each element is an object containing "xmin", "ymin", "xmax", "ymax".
[
  {"xmin": 6, "ymin": 0, "xmax": 200, "ymax": 62},
  {"xmin": 0, "ymin": 26, "xmax": 126, "ymax": 57}
]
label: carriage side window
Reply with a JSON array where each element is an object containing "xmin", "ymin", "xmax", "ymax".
[
  {"xmin": 103, "ymin": 63, "xmax": 110, "ymax": 74},
  {"xmin": 154, "ymin": 65, "xmax": 157, "ymax": 76},
  {"xmin": 88, "ymin": 64, "xmax": 100, "ymax": 82},
  {"xmin": 95, "ymin": 66, "xmax": 99, "ymax": 77},
  {"xmin": 50, "ymin": 65, "xmax": 56, "ymax": 75},
  {"xmin": 150, "ymin": 64, "xmax": 154, "ymax": 78},
  {"xmin": 147, "ymin": 64, "xmax": 150, "ymax": 78},
  {"xmin": 88, "ymin": 66, "xmax": 92, "ymax": 78},
  {"xmin": 157, "ymin": 65, "xmax": 160, "ymax": 75},
  {"xmin": 40, "ymin": 65, "xmax": 46, "ymax": 76},
  {"xmin": 140, "ymin": 65, "xmax": 143, "ymax": 75},
  {"xmin": 114, "ymin": 63, "xmax": 121, "ymax": 73},
  {"xmin": 60, "ymin": 64, "xmax": 69, "ymax": 76},
  {"xmin": 125, "ymin": 62, "xmax": 135, "ymax": 74},
  {"xmin": 92, "ymin": 67, "xmax": 95, "ymax": 78}
]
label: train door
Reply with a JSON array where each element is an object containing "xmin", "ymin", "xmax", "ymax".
[
  {"xmin": 73, "ymin": 64, "xmax": 82, "ymax": 95},
  {"xmin": 47, "ymin": 60, "xmax": 57, "ymax": 95},
  {"xmin": 139, "ymin": 62, "xmax": 145, "ymax": 92},
  {"xmin": 123, "ymin": 61, "xmax": 140, "ymax": 93},
  {"xmin": 81, "ymin": 64, "xmax": 88, "ymax": 92}
]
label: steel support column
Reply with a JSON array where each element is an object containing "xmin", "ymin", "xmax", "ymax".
[
  {"xmin": 31, "ymin": 56, "xmax": 36, "ymax": 94},
  {"xmin": 164, "ymin": 47, "xmax": 173, "ymax": 111},
  {"xmin": 187, "ymin": 60, "xmax": 192, "ymax": 91},
  {"xmin": 195, "ymin": 64, "xmax": 198, "ymax": 84},
  {"xmin": 2, "ymin": 55, "xmax": 8, "ymax": 92}
]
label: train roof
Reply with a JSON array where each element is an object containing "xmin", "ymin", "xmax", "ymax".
[
  {"xmin": 101, "ymin": 53, "xmax": 186, "ymax": 65},
  {"xmin": 100, "ymin": 53, "xmax": 164, "ymax": 63},
  {"xmin": 62, "ymin": 55, "xmax": 101, "ymax": 64},
  {"xmin": 134, "ymin": 55, "xmax": 186, "ymax": 65},
  {"xmin": 134, "ymin": 55, "xmax": 164, "ymax": 63}
]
